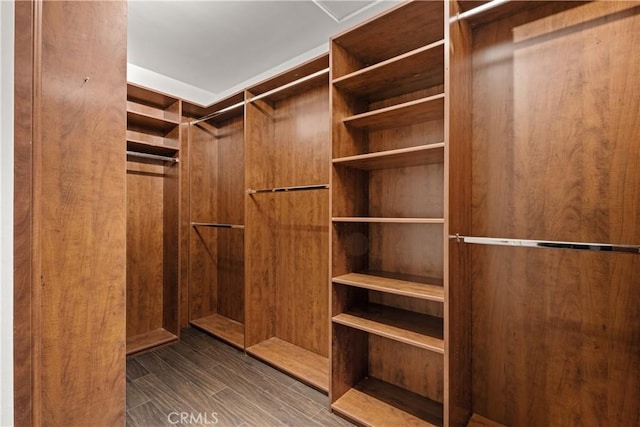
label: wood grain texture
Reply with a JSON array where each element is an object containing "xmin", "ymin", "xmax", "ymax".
[
  {"xmin": 472, "ymin": 1, "xmax": 640, "ymax": 245},
  {"xmin": 332, "ymin": 377, "xmax": 443, "ymax": 427},
  {"xmin": 126, "ymin": 329, "xmax": 178, "ymax": 356},
  {"xmin": 470, "ymin": 5, "xmax": 640, "ymax": 425},
  {"xmin": 330, "ymin": 324, "xmax": 368, "ymax": 401},
  {"xmin": 274, "ymin": 191, "xmax": 330, "ymax": 356},
  {"xmin": 334, "ymin": 305, "xmax": 444, "ymax": 353},
  {"xmin": 127, "ymin": 161, "xmax": 165, "ymax": 338},
  {"xmin": 369, "ymin": 223, "xmax": 444, "ymax": 279},
  {"xmin": 344, "ymin": 94, "xmax": 445, "ymax": 130},
  {"xmin": 163, "ymin": 160, "xmax": 180, "ymax": 336},
  {"xmin": 369, "ymin": 335, "xmax": 445, "ymax": 404},
  {"xmin": 178, "ymin": 119, "xmax": 190, "ymax": 328},
  {"xmin": 247, "ymin": 337, "xmax": 330, "ymax": 392},
  {"xmin": 190, "ymin": 314, "xmax": 244, "ymax": 349},
  {"xmin": 333, "ymin": 143, "xmax": 444, "ymax": 170},
  {"xmin": 331, "ymin": 1, "xmax": 444, "ymax": 78},
  {"xmin": 447, "ymin": 1, "xmax": 474, "ymax": 425},
  {"xmin": 36, "ymin": 1, "xmax": 127, "ymax": 424},
  {"xmin": 13, "ymin": 1, "xmax": 35, "ymax": 424},
  {"xmin": 332, "ymin": 272, "xmax": 444, "ymax": 302},
  {"xmin": 333, "ymin": 41, "xmax": 445, "ymax": 102},
  {"xmin": 188, "ymin": 123, "xmax": 218, "ymax": 321}
]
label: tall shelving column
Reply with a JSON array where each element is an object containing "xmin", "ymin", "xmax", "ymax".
[
  {"xmin": 183, "ymin": 93, "xmax": 246, "ymax": 349},
  {"xmin": 244, "ymin": 55, "xmax": 331, "ymax": 392},
  {"xmin": 126, "ymin": 83, "xmax": 182, "ymax": 355},
  {"xmin": 330, "ymin": 2, "xmax": 447, "ymax": 425}
]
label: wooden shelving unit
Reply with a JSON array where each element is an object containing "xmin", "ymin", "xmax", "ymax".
[
  {"xmin": 125, "ymin": 83, "xmax": 181, "ymax": 355},
  {"xmin": 330, "ymin": 1, "xmax": 447, "ymax": 424},
  {"xmin": 244, "ymin": 54, "xmax": 331, "ymax": 392},
  {"xmin": 184, "ymin": 92, "xmax": 246, "ymax": 350}
]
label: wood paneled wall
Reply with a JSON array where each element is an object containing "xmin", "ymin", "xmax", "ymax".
[
  {"xmin": 14, "ymin": 0, "xmax": 128, "ymax": 424},
  {"xmin": 469, "ymin": 2, "xmax": 640, "ymax": 425}
]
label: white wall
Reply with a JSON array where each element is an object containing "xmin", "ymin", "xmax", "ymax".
[{"xmin": 0, "ymin": 0, "xmax": 15, "ymax": 425}]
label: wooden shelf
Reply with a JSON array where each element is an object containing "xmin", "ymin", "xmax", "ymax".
[
  {"xmin": 331, "ymin": 1, "xmax": 444, "ymax": 77},
  {"xmin": 332, "ymin": 143, "xmax": 444, "ymax": 170},
  {"xmin": 344, "ymin": 94, "xmax": 444, "ymax": 130},
  {"xmin": 127, "ymin": 131, "xmax": 179, "ymax": 157},
  {"xmin": 248, "ymin": 54, "xmax": 329, "ymax": 103},
  {"xmin": 128, "ymin": 82, "xmax": 179, "ymax": 110},
  {"xmin": 333, "ymin": 304, "xmax": 444, "ymax": 353},
  {"xmin": 247, "ymin": 337, "xmax": 329, "ymax": 392},
  {"xmin": 183, "ymin": 91, "xmax": 244, "ymax": 125},
  {"xmin": 126, "ymin": 328, "xmax": 178, "ymax": 356},
  {"xmin": 332, "ymin": 377, "xmax": 443, "ymax": 427},
  {"xmin": 127, "ymin": 110, "xmax": 179, "ymax": 134},
  {"xmin": 467, "ymin": 414, "xmax": 508, "ymax": 427},
  {"xmin": 248, "ymin": 71, "xmax": 328, "ymax": 104},
  {"xmin": 190, "ymin": 314, "xmax": 244, "ymax": 350},
  {"xmin": 333, "ymin": 41, "xmax": 445, "ymax": 101},
  {"xmin": 332, "ymin": 217, "xmax": 444, "ymax": 224},
  {"xmin": 333, "ymin": 271, "xmax": 444, "ymax": 302}
]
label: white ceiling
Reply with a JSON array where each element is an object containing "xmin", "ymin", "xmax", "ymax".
[{"xmin": 127, "ymin": 0, "xmax": 399, "ymax": 105}]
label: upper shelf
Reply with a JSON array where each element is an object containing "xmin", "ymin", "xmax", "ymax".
[
  {"xmin": 331, "ymin": 1, "xmax": 444, "ymax": 79},
  {"xmin": 247, "ymin": 54, "xmax": 329, "ymax": 103},
  {"xmin": 127, "ymin": 83, "xmax": 180, "ymax": 110},
  {"xmin": 333, "ymin": 41, "xmax": 445, "ymax": 102},
  {"xmin": 333, "ymin": 143, "xmax": 444, "ymax": 170},
  {"xmin": 127, "ymin": 109, "xmax": 180, "ymax": 134},
  {"xmin": 343, "ymin": 94, "xmax": 444, "ymax": 130},
  {"xmin": 184, "ymin": 92, "xmax": 245, "ymax": 125}
]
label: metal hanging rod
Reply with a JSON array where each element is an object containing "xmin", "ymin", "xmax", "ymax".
[
  {"xmin": 450, "ymin": 0, "xmax": 510, "ymax": 23},
  {"xmin": 192, "ymin": 222, "xmax": 245, "ymax": 229},
  {"xmin": 247, "ymin": 184, "xmax": 329, "ymax": 194},
  {"xmin": 247, "ymin": 68, "xmax": 330, "ymax": 104},
  {"xmin": 126, "ymin": 151, "xmax": 179, "ymax": 163},
  {"xmin": 451, "ymin": 234, "xmax": 640, "ymax": 254},
  {"xmin": 191, "ymin": 100, "xmax": 245, "ymax": 125}
]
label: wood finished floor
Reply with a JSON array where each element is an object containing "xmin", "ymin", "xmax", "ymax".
[{"xmin": 126, "ymin": 327, "xmax": 354, "ymax": 427}]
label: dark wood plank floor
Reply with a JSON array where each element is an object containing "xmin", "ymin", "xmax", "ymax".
[{"xmin": 126, "ymin": 327, "xmax": 354, "ymax": 427}]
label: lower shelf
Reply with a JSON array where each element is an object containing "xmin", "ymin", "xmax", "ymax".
[
  {"xmin": 190, "ymin": 314, "xmax": 244, "ymax": 349},
  {"xmin": 126, "ymin": 328, "xmax": 178, "ymax": 356},
  {"xmin": 467, "ymin": 414, "xmax": 507, "ymax": 427},
  {"xmin": 332, "ymin": 377, "xmax": 443, "ymax": 427},
  {"xmin": 247, "ymin": 337, "xmax": 329, "ymax": 392}
]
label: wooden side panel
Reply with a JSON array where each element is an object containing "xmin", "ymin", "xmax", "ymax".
[
  {"xmin": 447, "ymin": 1, "xmax": 474, "ymax": 425},
  {"xmin": 272, "ymin": 85, "xmax": 330, "ymax": 187},
  {"xmin": 331, "ymin": 324, "xmax": 368, "ymax": 401},
  {"xmin": 37, "ymin": 1, "xmax": 127, "ymax": 424},
  {"xmin": 244, "ymin": 195, "xmax": 276, "ymax": 347},
  {"xmin": 471, "ymin": 3, "xmax": 640, "ymax": 426},
  {"xmin": 127, "ymin": 161, "xmax": 165, "ymax": 337},
  {"xmin": 179, "ymin": 119, "xmax": 190, "ymax": 328},
  {"xmin": 163, "ymin": 159, "xmax": 180, "ymax": 335},
  {"xmin": 472, "ymin": 248, "xmax": 640, "ymax": 426},
  {"xmin": 274, "ymin": 191, "xmax": 330, "ymax": 357},
  {"xmin": 472, "ymin": 2, "xmax": 640, "ymax": 244},
  {"xmin": 216, "ymin": 116, "xmax": 245, "ymax": 323},
  {"xmin": 188, "ymin": 123, "xmax": 217, "ymax": 321},
  {"xmin": 13, "ymin": 1, "xmax": 35, "ymax": 423}
]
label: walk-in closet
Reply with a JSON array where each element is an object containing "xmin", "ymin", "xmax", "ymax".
[{"xmin": 10, "ymin": 1, "xmax": 640, "ymax": 426}]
